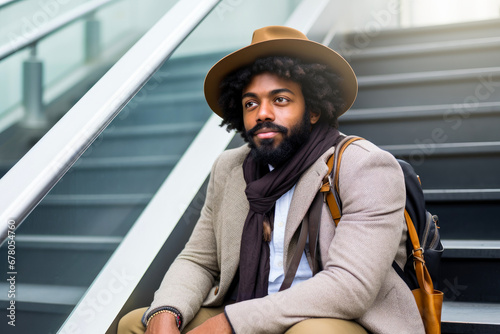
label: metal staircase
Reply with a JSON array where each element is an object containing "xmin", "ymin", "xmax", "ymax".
[{"xmin": 334, "ymin": 18, "xmax": 500, "ymax": 333}]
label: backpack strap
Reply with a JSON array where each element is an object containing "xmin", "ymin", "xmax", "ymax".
[
  {"xmin": 405, "ymin": 209, "xmax": 443, "ymax": 333},
  {"xmin": 405, "ymin": 209, "xmax": 435, "ymax": 293},
  {"xmin": 321, "ymin": 136, "xmax": 364, "ymax": 226}
]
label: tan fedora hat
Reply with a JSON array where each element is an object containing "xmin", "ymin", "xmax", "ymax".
[{"xmin": 204, "ymin": 25, "xmax": 358, "ymax": 119}]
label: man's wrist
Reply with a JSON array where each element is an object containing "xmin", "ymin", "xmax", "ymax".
[
  {"xmin": 147, "ymin": 311, "xmax": 177, "ymax": 326},
  {"xmin": 145, "ymin": 307, "xmax": 183, "ymax": 329}
]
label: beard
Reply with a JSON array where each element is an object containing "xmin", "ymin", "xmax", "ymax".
[{"xmin": 245, "ymin": 110, "xmax": 311, "ymax": 168}]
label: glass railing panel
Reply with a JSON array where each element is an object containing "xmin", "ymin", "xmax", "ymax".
[
  {"xmin": 0, "ymin": 0, "xmax": 178, "ymax": 179},
  {"xmin": 97, "ymin": 0, "xmax": 177, "ymax": 46},
  {"xmin": 174, "ymin": 0, "xmax": 302, "ymax": 57},
  {"xmin": 0, "ymin": 0, "xmax": 104, "ymax": 122},
  {"xmin": 98, "ymin": 0, "xmax": 139, "ymax": 45},
  {"xmin": 0, "ymin": 50, "xmax": 28, "ymax": 119},
  {"xmin": 0, "ymin": 0, "xmax": 89, "ymax": 46},
  {"xmin": 0, "ymin": 0, "xmax": 305, "ymax": 332},
  {"xmin": 39, "ymin": 20, "xmax": 86, "ymax": 86}
]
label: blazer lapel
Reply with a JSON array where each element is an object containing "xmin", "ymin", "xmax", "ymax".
[{"xmin": 219, "ymin": 162, "xmax": 249, "ymax": 284}]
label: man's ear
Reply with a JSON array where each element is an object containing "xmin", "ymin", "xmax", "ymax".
[{"xmin": 310, "ymin": 111, "xmax": 321, "ymax": 125}]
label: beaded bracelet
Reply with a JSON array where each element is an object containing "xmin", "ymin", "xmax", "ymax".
[{"xmin": 146, "ymin": 309, "xmax": 182, "ymax": 329}]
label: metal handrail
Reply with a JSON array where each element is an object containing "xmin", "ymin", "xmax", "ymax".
[
  {"xmin": 0, "ymin": 0, "xmax": 21, "ymax": 10},
  {"xmin": 0, "ymin": 0, "xmax": 116, "ymax": 61},
  {"xmin": 0, "ymin": 0, "xmax": 222, "ymax": 243}
]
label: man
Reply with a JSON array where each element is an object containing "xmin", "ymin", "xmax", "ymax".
[{"xmin": 118, "ymin": 26, "xmax": 425, "ymax": 334}]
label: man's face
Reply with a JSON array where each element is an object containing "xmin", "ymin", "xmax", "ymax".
[{"xmin": 242, "ymin": 72, "xmax": 319, "ymax": 166}]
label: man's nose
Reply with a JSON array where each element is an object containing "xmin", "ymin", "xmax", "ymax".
[{"xmin": 256, "ymin": 100, "xmax": 275, "ymax": 123}]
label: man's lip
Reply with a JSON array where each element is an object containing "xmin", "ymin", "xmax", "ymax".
[
  {"xmin": 256, "ymin": 131, "xmax": 278, "ymax": 139},
  {"xmin": 254, "ymin": 128, "xmax": 279, "ymax": 139}
]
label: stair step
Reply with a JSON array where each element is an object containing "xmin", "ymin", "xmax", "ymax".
[
  {"xmin": 0, "ymin": 234, "xmax": 117, "ymax": 286},
  {"xmin": 339, "ymin": 18, "xmax": 500, "ymax": 48},
  {"xmin": 358, "ymin": 67, "xmax": 500, "ymax": 87},
  {"xmin": 422, "ymin": 189, "xmax": 500, "ymax": 240},
  {"xmin": 42, "ymin": 193, "xmax": 153, "ymax": 205},
  {"xmin": 125, "ymin": 90, "xmax": 205, "ymax": 107},
  {"xmin": 442, "ymin": 301, "xmax": 500, "ymax": 333},
  {"xmin": 346, "ymin": 36, "xmax": 500, "ymax": 76},
  {"xmin": 440, "ymin": 258, "xmax": 500, "ymax": 303},
  {"xmin": 158, "ymin": 51, "xmax": 227, "ymax": 77},
  {"xmin": 339, "ymin": 101, "xmax": 500, "ymax": 145},
  {"xmin": 442, "ymin": 240, "xmax": 500, "ymax": 259},
  {"xmin": 114, "ymin": 98, "xmax": 211, "ymax": 126},
  {"xmin": 438, "ymin": 239, "xmax": 500, "ymax": 303},
  {"xmin": 17, "ymin": 194, "xmax": 152, "ymax": 236},
  {"xmin": 345, "ymin": 101, "xmax": 500, "ymax": 121},
  {"xmin": 50, "ymin": 155, "xmax": 178, "ymax": 195},
  {"xmin": 351, "ymin": 36, "xmax": 500, "ymax": 59},
  {"xmin": 154, "ymin": 81, "xmax": 206, "ymax": 96},
  {"xmin": 84, "ymin": 122, "xmax": 203, "ymax": 158},
  {"xmin": 353, "ymin": 67, "xmax": 500, "ymax": 109},
  {"xmin": 378, "ymin": 142, "xmax": 500, "ymax": 189},
  {"xmin": 145, "ymin": 74, "xmax": 205, "ymax": 95},
  {"xmin": 365, "ymin": 141, "xmax": 500, "ymax": 155},
  {"xmin": 0, "ymin": 283, "xmax": 85, "ymax": 333},
  {"xmin": 102, "ymin": 122, "xmax": 204, "ymax": 137},
  {"xmin": 424, "ymin": 188, "xmax": 500, "ymax": 201},
  {"xmin": 0, "ymin": 283, "xmax": 85, "ymax": 310},
  {"xmin": 135, "ymin": 52, "xmax": 226, "ymax": 95},
  {"xmin": 75, "ymin": 154, "xmax": 179, "ymax": 168},
  {"xmin": 12, "ymin": 234, "xmax": 122, "ymax": 250}
]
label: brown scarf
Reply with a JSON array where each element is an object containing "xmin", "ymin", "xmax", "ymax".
[{"xmin": 238, "ymin": 123, "xmax": 340, "ymax": 301}]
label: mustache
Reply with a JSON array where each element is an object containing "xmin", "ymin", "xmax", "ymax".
[{"xmin": 246, "ymin": 122, "xmax": 288, "ymax": 138}]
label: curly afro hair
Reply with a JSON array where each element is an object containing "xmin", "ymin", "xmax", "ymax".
[{"xmin": 217, "ymin": 56, "xmax": 345, "ymax": 136}]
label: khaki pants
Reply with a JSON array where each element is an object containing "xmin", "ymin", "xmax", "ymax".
[{"xmin": 117, "ymin": 306, "xmax": 368, "ymax": 334}]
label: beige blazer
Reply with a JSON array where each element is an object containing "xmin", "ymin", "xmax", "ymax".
[{"xmin": 147, "ymin": 139, "xmax": 425, "ymax": 334}]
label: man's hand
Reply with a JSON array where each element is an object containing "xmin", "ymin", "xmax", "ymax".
[
  {"xmin": 187, "ymin": 313, "xmax": 232, "ymax": 334},
  {"xmin": 144, "ymin": 312, "xmax": 180, "ymax": 334}
]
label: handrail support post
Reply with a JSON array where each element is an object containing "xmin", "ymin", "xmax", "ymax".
[
  {"xmin": 21, "ymin": 43, "xmax": 47, "ymax": 128},
  {"xmin": 85, "ymin": 11, "xmax": 101, "ymax": 62}
]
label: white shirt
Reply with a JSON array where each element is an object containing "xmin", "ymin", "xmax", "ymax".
[{"xmin": 267, "ymin": 178, "xmax": 313, "ymax": 294}]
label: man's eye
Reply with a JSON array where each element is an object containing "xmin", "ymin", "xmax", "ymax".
[
  {"xmin": 275, "ymin": 97, "xmax": 289, "ymax": 103},
  {"xmin": 245, "ymin": 101, "xmax": 257, "ymax": 109}
]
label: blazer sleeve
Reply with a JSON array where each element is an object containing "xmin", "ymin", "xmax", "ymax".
[
  {"xmin": 144, "ymin": 154, "xmax": 223, "ymax": 328},
  {"xmin": 224, "ymin": 141, "xmax": 406, "ymax": 333}
]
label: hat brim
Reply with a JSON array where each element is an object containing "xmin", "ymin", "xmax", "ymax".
[{"xmin": 204, "ymin": 38, "xmax": 358, "ymax": 118}]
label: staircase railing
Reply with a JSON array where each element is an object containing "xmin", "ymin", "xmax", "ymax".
[
  {"xmin": 0, "ymin": 0, "xmax": 122, "ymax": 128},
  {"xmin": 0, "ymin": 0, "xmax": 116, "ymax": 61},
  {"xmin": 0, "ymin": 0, "xmax": 222, "ymax": 244}
]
